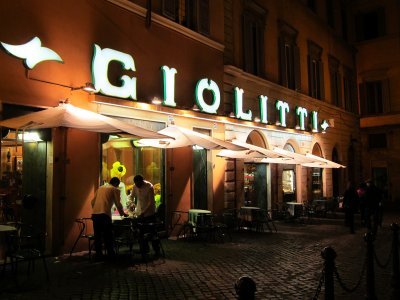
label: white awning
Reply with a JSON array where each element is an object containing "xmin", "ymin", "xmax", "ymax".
[{"xmin": 136, "ymin": 126, "xmax": 246, "ymax": 150}]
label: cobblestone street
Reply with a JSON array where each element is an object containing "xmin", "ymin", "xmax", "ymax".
[{"xmin": 1, "ymin": 212, "xmax": 398, "ymax": 300}]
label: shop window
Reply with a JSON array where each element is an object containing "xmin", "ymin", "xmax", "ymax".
[
  {"xmin": 161, "ymin": 0, "xmax": 210, "ymax": 35},
  {"xmin": 244, "ymin": 164, "xmax": 256, "ymax": 206},
  {"xmin": 307, "ymin": 41, "xmax": 324, "ymax": 100},
  {"xmin": 368, "ymin": 133, "xmax": 387, "ymax": 149},
  {"xmin": 102, "ymin": 134, "xmax": 164, "ymax": 213},
  {"xmin": 278, "ymin": 21, "xmax": 300, "ymax": 91},
  {"xmin": 311, "ymin": 167, "xmax": 323, "ymax": 200},
  {"xmin": 243, "ymin": 3, "xmax": 266, "ymax": 77},
  {"xmin": 355, "ymin": 7, "xmax": 386, "ymax": 42}
]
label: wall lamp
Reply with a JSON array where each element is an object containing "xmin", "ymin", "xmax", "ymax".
[
  {"xmin": 151, "ymin": 97, "xmax": 162, "ymax": 105},
  {"xmin": 71, "ymin": 82, "xmax": 96, "ymax": 93}
]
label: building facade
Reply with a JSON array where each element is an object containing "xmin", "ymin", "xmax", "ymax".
[{"xmin": 0, "ymin": 0, "xmax": 396, "ymax": 256}]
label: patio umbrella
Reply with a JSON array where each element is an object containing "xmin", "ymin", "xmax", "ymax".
[
  {"xmin": 0, "ymin": 102, "xmax": 168, "ymax": 139},
  {"xmin": 136, "ymin": 125, "xmax": 246, "ymax": 150},
  {"xmin": 218, "ymin": 141, "xmax": 309, "ymax": 165},
  {"xmin": 301, "ymin": 153, "xmax": 346, "ymax": 168},
  {"xmin": 217, "ymin": 140, "xmax": 293, "ymax": 161}
]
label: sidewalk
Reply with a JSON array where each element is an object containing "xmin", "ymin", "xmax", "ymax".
[{"xmin": 0, "ymin": 210, "xmax": 399, "ymax": 300}]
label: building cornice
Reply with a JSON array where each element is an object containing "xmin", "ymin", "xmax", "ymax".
[{"xmin": 106, "ymin": 0, "xmax": 224, "ymax": 52}]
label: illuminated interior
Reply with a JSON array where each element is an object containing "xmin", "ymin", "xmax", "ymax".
[{"xmin": 101, "ymin": 135, "xmax": 164, "ymax": 212}]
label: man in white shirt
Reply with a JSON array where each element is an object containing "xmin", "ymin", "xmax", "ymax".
[
  {"xmin": 131, "ymin": 175, "xmax": 160, "ymax": 257},
  {"xmin": 91, "ymin": 177, "xmax": 128, "ymax": 260}
]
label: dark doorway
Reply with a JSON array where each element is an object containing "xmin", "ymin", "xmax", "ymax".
[{"xmin": 193, "ymin": 148, "xmax": 207, "ymax": 209}]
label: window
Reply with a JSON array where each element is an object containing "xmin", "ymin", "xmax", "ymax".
[
  {"xmin": 326, "ymin": 0, "xmax": 334, "ymax": 28},
  {"xmin": 368, "ymin": 133, "xmax": 387, "ymax": 149},
  {"xmin": 307, "ymin": 0, "xmax": 316, "ymax": 12},
  {"xmin": 359, "ymin": 80, "xmax": 385, "ymax": 115},
  {"xmin": 307, "ymin": 41, "xmax": 324, "ymax": 100},
  {"xmin": 343, "ymin": 67, "xmax": 357, "ymax": 113},
  {"xmin": 329, "ymin": 56, "xmax": 341, "ymax": 107},
  {"xmin": 278, "ymin": 21, "xmax": 300, "ymax": 91},
  {"xmin": 161, "ymin": 0, "xmax": 210, "ymax": 35},
  {"xmin": 355, "ymin": 7, "xmax": 386, "ymax": 41},
  {"xmin": 101, "ymin": 120, "xmax": 165, "ymax": 212},
  {"xmin": 243, "ymin": 3, "xmax": 266, "ymax": 77}
]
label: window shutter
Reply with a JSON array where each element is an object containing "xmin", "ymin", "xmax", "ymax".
[
  {"xmin": 294, "ymin": 45, "xmax": 301, "ymax": 91},
  {"xmin": 243, "ymin": 12, "xmax": 254, "ymax": 74},
  {"xmin": 278, "ymin": 37, "xmax": 287, "ymax": 86},
  {"xmin": 318, "ymin": 60, "xmax": 325, "ymax": 100},
  {"xmin": 162, "ymin": 0, "xmax": 178, "ymax": 21},
  {"xmin": 358, "ymin": 82, "xmax": 366, "ymax": 114},
  {"xmin": 307, "ymin": 55, "xmax": 313, "ymax": 97},
  {"xmin": 198, "ymin": 0, "xmax": 210, "ymax": 35}
]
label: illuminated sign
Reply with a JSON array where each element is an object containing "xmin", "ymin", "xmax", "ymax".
[
  {"xmin": 92, "ymin": 44, "xmax": 137, "ymax": 99},
  {"xmin": 0, "ymin": 38, "xmax": 328, "ymax": 133},
  {"xmin": 0, "ymin": 36, "xmax": 63, "ymax": 69},
  {"xmin": 195, "ymin": 79, "xmax": 220, "ymax": 114}
]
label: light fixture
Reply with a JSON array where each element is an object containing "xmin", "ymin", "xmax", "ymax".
[
  {"xmin": 295, "ymin": 125, "xmax": 301, "ymax": 130},
  {"xmin": 71, "ymin": 82, "xmax": 96, "ymax": 93},
  {"xmin": 254, "ymin": 117, "xmax": 261, "ymax": 123},
  {"xmin": 151, "ymin": 97, "xmax": 162, "ymax": 105},
  {"xmin": 275, "ymin": 121, "xmax": 281, "ymax": 126},
  {"xmin": 229, "ymin": 112, "xmax": 235, "ymax": 118},
  {"xmin": 192, "ymin": 104, "xmax": 200, "ymax": 111}
]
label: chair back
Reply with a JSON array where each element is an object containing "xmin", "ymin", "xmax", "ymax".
[{"xmin": 75, "ymin": 217, "xmax": 94, "ymax": 238}]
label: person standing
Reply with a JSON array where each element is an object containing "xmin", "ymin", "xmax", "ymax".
[
  {"xmin": 131, "ymin": 175, "xmax": 160, "ymax": 257},
  {"xmin": 91, "ymin": 177, "xmax": 128, "ymax": 260},
  {"xmin": 365, "ymin": 179, "xmax": 383, "ymax": 235},
  {"xmin": 343, "ymin": 181, "xmax": 359, "ymax": 234}
]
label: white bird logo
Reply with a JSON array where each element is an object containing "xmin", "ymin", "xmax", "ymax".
[{"xmin": 0, "ymin": 36, "xmax": 63, "ymax": 69}]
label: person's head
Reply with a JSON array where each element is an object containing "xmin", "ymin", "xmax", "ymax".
[
  {"xmin": 235, "ymin": 276, "xmax": 256, "ymax": 299},
  {"xmin": 109, "ymin": 177, "xmax": 120, "ymax": 187},
  {"xmin": 134, "ymin": 175, "xmax": 145, "ymax": 188}
]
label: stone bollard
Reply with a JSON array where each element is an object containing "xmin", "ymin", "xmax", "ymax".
[
  {"xmin": 391, "ymin": 223, "xmax": 400, "ymax": 300},
  {"xmin": 364, "ymin": 232, "xmax": 377, "ymax": 300},
  {"xmin": 321, "ymin": 246, "xmax": 336, "ymax": 300}
]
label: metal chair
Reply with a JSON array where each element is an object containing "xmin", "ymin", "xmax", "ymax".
[
  {"xmin": 2, "ymin": 222, "xmax": 49, "ymax": 283},
  {"xmin": 69, "ymin": 217, "xmax": 95, "ymax": 259}
]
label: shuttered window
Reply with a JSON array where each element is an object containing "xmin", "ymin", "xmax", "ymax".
[
  {"xmin": 307, "ymin": 41, "xmax": 324, "ymax": 100},
  {"xmin": 278, "ymin": 21, "xmax": 300, "ymax": 91}
]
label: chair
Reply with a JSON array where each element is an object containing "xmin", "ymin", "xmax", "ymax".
[
  {"xmin": 2, "ymin": 222, "xmax": 49, "ymax": 283},
  {"xmin": 113, "ymin": 220, "xmax": 137, "ymax": 257},
  {"xmin": 137, "ymin": 221, "xmax": 166, "ymax": 260},
  {"xmin": 170, "ymin": 211, "xmax": 193, "ymax": 240},
  {"xmin": 195, "ymin": 213, "xmax": 219, "ymax": 242},
  {"xmin": 69, "ymin": 217, "xmax": 95, "ymax": 259},
  {"xmin": 253, "ymin": 209, "xmax": 278, "ymax": 233}
]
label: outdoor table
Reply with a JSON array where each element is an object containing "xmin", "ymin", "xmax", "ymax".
[
  {"xmin": 285, "ymin": 202, "xmax": 303, "ymax": 217},
  {"xmin": 188, "ymin": 209, "xmax": 211, "ymax": 227},
  {"xmin": 239, "ymin": 206, "xmax": 260, "ymax": 222},
  {"xmin": 0, "ymin": 224, "xmax": 17, "ymax": 262}
]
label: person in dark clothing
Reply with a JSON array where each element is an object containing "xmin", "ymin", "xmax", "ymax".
[
  {"xmin": 343, "ymin": 181, "xmax": 359, "ymax": 234},
  {"xmin": 365, "ymin": 179, "xmax": 383, "ymax": 235},
  {"xmin": 357, "ymin": 182, "xmax": 367, "ymax": 226}
]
